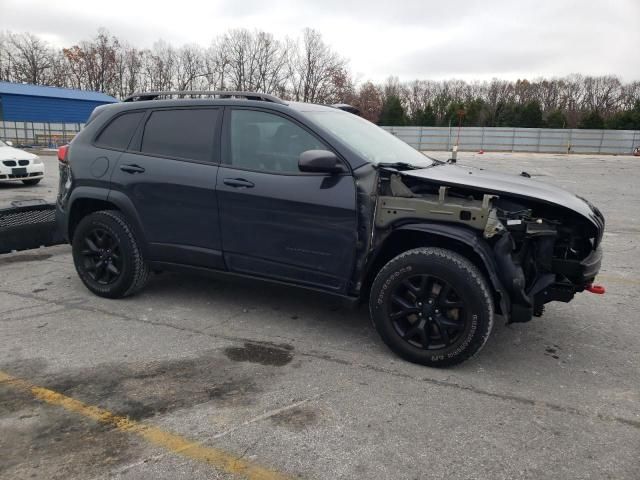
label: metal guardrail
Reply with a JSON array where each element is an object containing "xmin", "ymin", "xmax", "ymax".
[
  {"xmin": 1, "ymin": 121, "xmax": 83, "ymax": 147},
  {"xmin": 0, "ymin": 200, "xmax": 64, "ymax": 254},
  {"xmin": 382, "ymin": 126, "xmax": 640, "ymax": 155}
]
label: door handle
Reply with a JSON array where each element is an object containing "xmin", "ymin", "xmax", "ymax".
[
  {"xmin": 120, "ymin": 164, "xmax": 145, "ymax": 174},
  {"xmin": 223, "ymin": 178, "xmax": 254, "ymax": 188}
]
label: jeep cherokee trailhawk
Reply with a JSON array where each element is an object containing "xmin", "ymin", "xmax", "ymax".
[{"xmin": 56, "ymin": 91, "xmax": 605, "ymax": 367}]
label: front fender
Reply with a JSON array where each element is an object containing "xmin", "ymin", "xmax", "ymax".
[{"xmin": 395, "ymin": 223, "xmax": 511, "ymax": 319}]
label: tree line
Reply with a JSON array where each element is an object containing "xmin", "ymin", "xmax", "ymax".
[{"xmin": 1, "ymin": 29, "xmax": 639, "ymax": 129}]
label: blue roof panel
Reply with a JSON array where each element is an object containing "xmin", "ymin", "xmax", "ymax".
[{"xmin": 0, "ymin": 81, "xmax": 118, "ymax": 103}]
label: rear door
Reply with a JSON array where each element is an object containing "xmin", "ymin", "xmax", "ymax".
[
  {"xmin": 109, "ymin": 107, "xmax": 224, "ymax": 269},
  {"xmin": 216, "ymin": 107, "xmax": 358, "ymax": 293}
]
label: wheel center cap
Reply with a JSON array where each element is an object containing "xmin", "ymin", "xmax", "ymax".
[{"xmin": 422, "ymin": 300, "xmax": 436, "ymax": 316}]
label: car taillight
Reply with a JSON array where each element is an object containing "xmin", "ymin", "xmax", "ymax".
[{"xmin": 58, "ymin": 144, "xmax": 69, "ymax": 164}]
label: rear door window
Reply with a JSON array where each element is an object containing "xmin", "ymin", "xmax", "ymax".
[
  {"xmin": 95, "ymin": 111, "xmax": 145, "ymax": 150},
  {"xmin": 141, "ymin": 109, "xmax": 219, "ymax": 162}
]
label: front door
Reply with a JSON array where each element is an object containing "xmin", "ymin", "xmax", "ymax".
[
  {"xmin": 217, "ymin": 108, "xmax": 357, "ymax": 293},
  {"xmin": 110, "ymin": 107, "xmax": 224, "ymax": 268}
]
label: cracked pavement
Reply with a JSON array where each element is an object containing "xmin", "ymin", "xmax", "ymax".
[{"xmin": 0, "ymin": 152, "xmax": 639, "ymax": 479}]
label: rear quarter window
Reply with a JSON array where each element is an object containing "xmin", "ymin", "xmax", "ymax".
[{"xmin": 95, "ymin": 111, "xmax": 145, "ymax": 150}]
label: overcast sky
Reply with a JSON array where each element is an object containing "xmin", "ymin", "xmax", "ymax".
[{"xmin": 1, "ymin": 0, "xmax": 638, "ymax": 83}]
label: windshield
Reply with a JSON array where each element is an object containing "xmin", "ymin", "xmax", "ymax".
[
  {"xmin": 305, "ymin": 110, "xmax": 434, "ymax": 167},
  {"xmin": 0, "ymin": 140, "xmax": 6, "ymax": 147}
]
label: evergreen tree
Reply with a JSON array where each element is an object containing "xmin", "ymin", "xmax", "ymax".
[
  {"xmin": 605, "ymin": 101, "xmax": 640, "ymax": 130},
  {"xmin": 411, "ymin": 104, "xmax": 436, "ymax": 126},
  {"xmin": 545, "ymin": 109, "xmax": 567, "ymax": 128},
  {"xmin": 579, "ymin": 110, "xmax": 605, "ymax": 129},
  {"xmin": 378, "ymin": 95, "xmax": 407, "ymax": 126},
  {"xmin": 520, "ymin": 101, "xmax": 543, "ymax": 127}
]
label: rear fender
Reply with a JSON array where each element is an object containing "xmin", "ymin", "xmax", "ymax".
[{"xmin": 65, "ymin": 188, "xmax": 148, "ymax": 253}]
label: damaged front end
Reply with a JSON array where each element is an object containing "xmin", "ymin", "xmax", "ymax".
[{"xmin": 372, "ymin": 164, "xmax": 605, "ymax": 323}]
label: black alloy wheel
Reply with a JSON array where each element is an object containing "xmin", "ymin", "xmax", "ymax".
[
  {"xmin": 369, "ymin": 247, "xmax": 494, "ymax": 367},
  {"xmin": 390, "ymin": 274, "xmax": 467, "ymax": 350},
  {"xmin": 79, "ymin": 227, "xmax": 122, "ymax": 285},
  {"xmin": 72, "ymin": 210, "xmax": 149, "ymax": 298}
]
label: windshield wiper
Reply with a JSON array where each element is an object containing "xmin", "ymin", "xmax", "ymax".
[{"xmin": 375, "ymin": 162, "xmax": 433, "ymax": 170}]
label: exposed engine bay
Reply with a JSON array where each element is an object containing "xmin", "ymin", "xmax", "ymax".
[{"xmin": 372, "ymin": 166, "xmax": 605, "ymax": 323}]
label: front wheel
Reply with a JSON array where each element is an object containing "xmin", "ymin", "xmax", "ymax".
[
  {"xmin": 369, "ymin": 247, "xmax": 494, "ymax": 367},
  {"xmin": 72, "ymin": 210, "xmax": 149, "ymax": 298}
]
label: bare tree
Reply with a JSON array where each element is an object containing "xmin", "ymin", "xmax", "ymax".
[
  {"xmin": 114, "ymin": 43, "xmax": 142, "ymax": 98},
  {"xmin": 290, "ymin": 28, "xmax": 348, "ymax": 103},
  {"xmin": 0, "ymin": 26, "xmax": 638, "ymax": 126},
  {"xmin": 175, "ymin": 44, "xmax": 206, "ymax": 91},
  {"xmin": 6, "ymin": 32, "xmax": 54, "ymax": 84},
  {"xmin": 353, "ymin": 81, "xmax": 382, "ymax": 122},
  {"xmin": 140, "ymin": 41, "xmax": 178, "ymax": 92}
]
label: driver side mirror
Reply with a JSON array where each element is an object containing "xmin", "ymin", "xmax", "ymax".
[{"xmin": 298, "ymin": 150, "xmax": 346, "ymax": 174}]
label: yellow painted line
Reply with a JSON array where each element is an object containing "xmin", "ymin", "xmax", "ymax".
[{"xmin": 0, "ymin": 370, "xmax": 292, "ymax": 480}]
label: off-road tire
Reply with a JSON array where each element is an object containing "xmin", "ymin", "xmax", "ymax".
[
  {"xmin": 22, "ymin": 178, "xmax": 41, "ymax": 186},
  {"xmin": 369, "ymin": 247, "xmax": 494, "ymax": 367},
  {"xmin": 72, "ymin": 210, "xmax": 149, "ymax": 298}
]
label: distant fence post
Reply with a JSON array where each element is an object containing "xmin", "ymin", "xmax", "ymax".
[
  {"xmin": 511, "ymin": 128, "xmax": 516, "ymax": 152},
  {"xmin": 481, "ymin": 127, "xmax": 485, "ymax": 151},
  {"xmin": 598, "ymin": 130, "xmax": 605, "ymax": 154},
  {"xmin": 537, "ymin": 129, "xmax": 542, "ymax": 153},
  {"xmin": 418, "ymin": 127, "xmax": 424, "ymax": 150},
  {"xmin": 632, "ymin": 130, "xmax": 638, "ymax": 154}
]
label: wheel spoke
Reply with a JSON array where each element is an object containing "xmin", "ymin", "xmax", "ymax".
[
  {"xmin": 84, "ymin": 237, "xmax": 99, "ymax": 253},
  {"xmin": 403, "ymin": 275, "xmax": 430, "ymax": 298},
  {"xmin": 107, "ymin": 263, "xmax": 120, "ymax": 276},
  {"xmin": 432, "ymin": 317, "xmax": 451, "ymax": 344},
  {"xmin": 404, "ymin": 319, "xmax": 428, "ymax": 347},
  {"xmin": 437, "ymin": 314, "xmax": 465, "ymax": 330},
  {"xmin": 392, "ymin": 294, "xmax": 417, "ymax": 311},
  {"xmin": 442, "ymin": 299, "xmax": 465, "ymax": 308},
  {"xmin": 438, "ymin": 284, "xmax": 451, "ymax": 302},
  {"xmin": 95, "ymin": 260, "xmax": 106, "ymax": 281},
  {"xmin": 439, "ymin": 285, "xmax": 465, "ymax": 308}
]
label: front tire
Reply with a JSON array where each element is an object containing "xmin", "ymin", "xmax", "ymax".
[
  {"xmin": 72, "ymin": 210, "xmax": 149, "ymax": 298},
  {"xmin": 369, "ymin": 247, "xmax": 494, "ymax": 367}
]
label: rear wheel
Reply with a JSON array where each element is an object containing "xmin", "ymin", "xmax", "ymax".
[
  {"xmin": 72, "ymin": 210, "xmax": 149, "ymax": 298},
  {"xmin": 369, "ymin": 247, "xmax": 494, "ymax": 367},
  {"xmin": 22, "ymin": 178, "xmax": 41, "ymax": 186}
]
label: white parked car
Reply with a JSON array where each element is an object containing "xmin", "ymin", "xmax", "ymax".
[{"xmin": 0, "ymin": 140, "xmax": 45, "ymax": 185}]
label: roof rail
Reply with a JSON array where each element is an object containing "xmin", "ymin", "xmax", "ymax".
[{"xmin": 122, "ymin": 90, "xmax": 287, "ymax": 105}]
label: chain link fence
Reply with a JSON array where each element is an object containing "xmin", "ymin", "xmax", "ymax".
[
  {"xmin": 382, "ymin": 126, "xmax": 640, "ymax": 155},
  {"xmin": 0, "ymin": 121, "xmax": 83, "ymax": 147}
]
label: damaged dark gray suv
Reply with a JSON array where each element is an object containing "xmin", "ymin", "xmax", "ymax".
[{"xmin": 56, "ymin": 91, "xmax": 605, "ymax": 367}]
